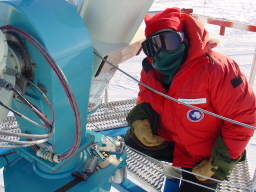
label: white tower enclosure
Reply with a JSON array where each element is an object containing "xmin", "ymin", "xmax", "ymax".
[
  {"xmin": 80, "ymin": 0, "xmax": 152, "ymax": 55},
  {"xmin": 77, "ymin": 0, "xmax": 153, "ymax": 111}
]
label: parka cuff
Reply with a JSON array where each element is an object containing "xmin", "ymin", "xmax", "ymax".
[
  {"xmin": 126, "ymin": 102, "xmax": 160, "ymax": 135},
  {"xmin": 211, "ymin": 136, "xmax": 244, "ymax": 180}
]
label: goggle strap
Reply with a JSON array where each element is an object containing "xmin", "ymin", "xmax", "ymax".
[
  {"xmin": 159, "ymin": 34, "xmax": 167, "ymax": 50},
  {"xmin": 148, "ymin": 40, "xmax": 155, "ymax": 57},
  {"xmin": 143, "ymin": 41, "xmax": 151, "ymax": 56}
]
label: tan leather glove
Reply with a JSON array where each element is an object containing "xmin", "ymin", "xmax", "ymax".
[
  {"xmin": 192, "ymin": 159, "xmax": 218, "ymax": 182},
  {"xmin": 125, "ymin": 103, "xmax": 174, "ymax": 162},
  {"xmin": 132, "ymin": 119, "xmax": 165, "ymax": 147},
  {"xmin": 192, "ymin": 137, "xmax": 245, "ymax": 182}
]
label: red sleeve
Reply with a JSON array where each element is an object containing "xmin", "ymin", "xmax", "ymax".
[
  {"xmin": 136, "ymin": 69, "xmax": 165, "ymax": 115},
  {"xmin": 136, "ymin": 69, "xmax": 173, "ymax": 140},
  {"xmin": 137, "ymin": 70, "xmax": 151, "ymax": 104},
  {"xmin": 210, "ymin": 54, "xmax": 256, "ymax": 159}
]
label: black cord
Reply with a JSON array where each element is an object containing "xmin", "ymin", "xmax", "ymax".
[
  {"xmin": 0, "ymin": 78, "xmax": 52, "ymax": 129},
  {"xmin": 0, "ymin": 25, "xmax": 82, "ymax": 159}
]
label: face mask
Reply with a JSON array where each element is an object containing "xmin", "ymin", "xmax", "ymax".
[{"xmin": 152, "ymin": 43, "xmax": 187, "ymax": 85}]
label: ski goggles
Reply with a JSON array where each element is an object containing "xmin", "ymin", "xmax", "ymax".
[{"xmin": 142, "ymin": 30, "xmax": 185, "ymax": 57}]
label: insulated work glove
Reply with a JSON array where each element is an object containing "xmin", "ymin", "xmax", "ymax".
[
  {"xmin": 192, "ymin": 136, "xmax": 245, "ymax": 182},
  {"xmin": 131, "ymin": 119, "xmax": 165, "ymax": 146},
  {"xmin": 192, "ymin": 159, "xmax": 218, "ymax": 182},
  {"xmin": 125, "ymin": 102, "xmax": 174, "ymax": 162}
]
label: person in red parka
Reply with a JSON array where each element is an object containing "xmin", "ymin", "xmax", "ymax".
[{"xmin": 124, "ymin": 7, "xmax": 256, "ymax": 192}]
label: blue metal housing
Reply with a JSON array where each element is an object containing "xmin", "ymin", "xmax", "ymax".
[
  {"xmin": 0, "ymin": 0, "xmax": 126, "ymax": 191},
  {"xmin": 0, "ymin": 0, "xmax": 93, "ymax": 155},
  {"xmin": 0, "ymin": 0, "xmax": 93, "ymax": 175}
]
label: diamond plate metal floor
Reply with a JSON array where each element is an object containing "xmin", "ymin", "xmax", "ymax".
[
  {"xmin": 0, "ymin": 115, "xmax": 20, "ymax": 144},
  {"xmin": 87, "ymin": 99, "xmax": 136, "ymax": 131}
]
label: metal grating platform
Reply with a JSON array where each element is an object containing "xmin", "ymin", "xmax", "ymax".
[
  {"xmin": 217, "ymin": 160, "xmax": 252, "ymax": 192},
  {"xmin": 0, "ymin": 115, "xmax": 20, "ymax": 145},
  {"xmin": 0, "ymin": 100, "xmax": 254, "ymax": 191},
  {"xmin": 87, "ymin": 99, "xmax": 136, "ymax": 131},
  {"xmin": 87, "ymin": 99, "xmax": 255, "ymax": 192},
  {"xmin": 126, "ymin": 147, "xmax": 165, "ymax": 192}
]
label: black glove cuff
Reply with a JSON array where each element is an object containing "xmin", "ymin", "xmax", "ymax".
[
  {"xmin": 124, "ymin": 129, "xmax": 175, "ymax": 162},
  {"xmin": 126, "ymin": 102, "xmax": 160, "ymax": 135},
  {"xmin": 211, "ymin": 137, "xmax": 242, "ymax": 168},
  {"xmin": 211, "ymin": 136, "xmax": 245, "ymax": 180}
]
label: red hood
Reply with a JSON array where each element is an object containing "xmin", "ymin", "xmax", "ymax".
[{"xmin": 181, "ymin": 13, "xmax": 218, "ymax": 63}]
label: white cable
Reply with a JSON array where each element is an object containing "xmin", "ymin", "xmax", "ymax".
[
  {"xmin": 0, "ymin": 130, "xmax": 49, "ymax": 139},
  {"xmin": 93, "ymin": 50, "xmax": 256, "ymax": 130},
  {"xmin": 0, "ymin": 137, "xmax": 49, "ymax": 146}
]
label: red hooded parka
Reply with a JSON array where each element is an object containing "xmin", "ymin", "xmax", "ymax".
[{"xmin": 137, "ymin": 8, "xmax": 256, "ymax": 168}]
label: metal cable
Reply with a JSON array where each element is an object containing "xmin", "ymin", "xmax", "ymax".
[
  {"xmin": 88, "ymin": 86, "xmax": 253, "ymax": 191},
  {"xmin": 0, "ymin": 137, "xmax": 49, "ymax": 146},
  {"xmin": 27, "ymin": 79, "xmax": 55, "ymax": 127},
  {"xmin": 93, "ymin": 50, "xmax": 256, "ymax": 131},
  {"xmin": 0, "ymin": 130, "xmax": 49, "ymax": 139},
  {"xmin": 0, "ymin": 100, "xmax": 49, "ymax": 129},
  {"xmin": 0, "ymin": 77, "xmax": 54, "ymax": 146},
  {"xmin": 90, "ymin": 121, "xmax": 217, "ymax": 190},
  {"xmin": 0, "ymin": 78, "xmax": 52, "ymax": 128},
  {"xmin": 0, "ymin": 25, "xmax": 82, "ymax": 160},
  {"xmin": 165, "ymin": 174, "xmax": 216, "ymax": 191},
  {"xmin": 13, "ymin": 88, "xmax": 52, "ymax": 127},
  {"xmin": 26, "ymin": 79, "xmax": 55, "ymax": 136},
  {"xmin": 126, "ymin": 145, "xmax": 252, "ymax": 191}
]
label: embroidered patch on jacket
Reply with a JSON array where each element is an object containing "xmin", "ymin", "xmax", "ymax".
[
  {"xmin": 178, "ymin": 98, "xmax": 207, "ymax": 105},
  {"xmin": 231, "ymin": 76, "xmax": 243, "ymax": 88},
  {"xmin": 187, "ymin": 109, "xmax": 204, "ymax": 122}
]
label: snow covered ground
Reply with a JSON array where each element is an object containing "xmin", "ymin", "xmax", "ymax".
[{"xmin": 109, "ymin": 0, "xmax": 256, "ymax": 101}]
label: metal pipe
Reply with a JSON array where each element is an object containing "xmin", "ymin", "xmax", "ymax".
[
  {"xmin": 249, "ymin": 48, "xmax": 256, "ymax": 85},
  {"xmin": 251, "ymin": 167, "xmax": 256, "ymax": 192}
]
